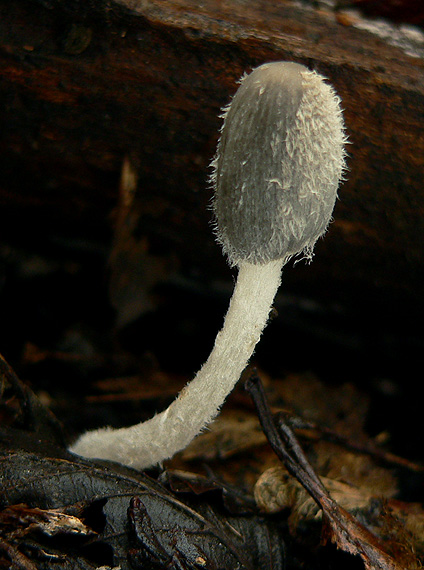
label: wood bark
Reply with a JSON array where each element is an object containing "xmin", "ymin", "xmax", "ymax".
[{"xmin": 0, "ymin": 0, "xmax": 423, "ymax": 316}]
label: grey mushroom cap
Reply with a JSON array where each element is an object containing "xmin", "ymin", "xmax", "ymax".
[{"xmin": 212, "ymin": 61, "xmax": 346, "ymax": 266}]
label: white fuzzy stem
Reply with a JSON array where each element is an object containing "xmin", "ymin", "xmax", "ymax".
[{"xmin": 70, "ymin": 259, "xmax": 283, "ymax": 469}]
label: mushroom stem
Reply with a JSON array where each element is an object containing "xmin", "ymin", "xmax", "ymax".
[{"xmin": 70, "ymin": 259, "xmax": 283, "ymax": 469}]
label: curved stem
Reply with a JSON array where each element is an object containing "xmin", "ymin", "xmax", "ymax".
[{"xmin": 70, "ymin": 259, "xmax": 283, "ymax": 469}]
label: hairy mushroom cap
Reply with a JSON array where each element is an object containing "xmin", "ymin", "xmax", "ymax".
[{"xmin": 212, "ymin": 61, "xmax": 346, "ymax": 267}]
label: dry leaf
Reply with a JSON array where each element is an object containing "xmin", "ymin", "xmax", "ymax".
[{"xmin": 181, "ymin": 412, "xmax": 266, "ymax": 461}]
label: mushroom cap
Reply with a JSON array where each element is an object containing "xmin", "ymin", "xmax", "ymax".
[{"xmin": 212, "ymin": 61, "xmax": 346, "ymax": 266}]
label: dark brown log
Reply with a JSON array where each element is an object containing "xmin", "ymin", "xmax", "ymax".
[{"xmin": 0, "ymin": 0, "xmax": 423, "ymax": 318}]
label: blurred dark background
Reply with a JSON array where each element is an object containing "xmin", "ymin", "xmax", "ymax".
[{"xmin": 1, "ymin": 0, "xmax": 423, "ymax": 464}]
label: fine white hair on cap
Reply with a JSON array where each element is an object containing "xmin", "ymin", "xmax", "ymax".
[{"xmin": 212, "ymin": 61, "xmax": 346, "ymax": 267}]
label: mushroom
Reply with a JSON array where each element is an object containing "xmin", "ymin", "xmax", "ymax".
[{"xmin": 70, "ymin": 61, "xmax": 346, "ymax": 469}]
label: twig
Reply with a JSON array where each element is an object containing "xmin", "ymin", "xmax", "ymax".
[
  {"xmin": 287, "ymin": 414, "xmax": 424, "ymax": 473},
  {"xmin": 245, "ymin": 373, "xmax": 329, "ymax": 507},
  {"xmin": 0, "ymin": 353, "xmax": 66, "ymax": 446},
  {"xmin": 245, "ymin": 372, "xmax": 404, "ymax": 570}
]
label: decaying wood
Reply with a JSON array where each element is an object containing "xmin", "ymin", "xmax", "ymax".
[{"xmin": 0, "ymin": 0, "xmax": 423, "ymax": 315}]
